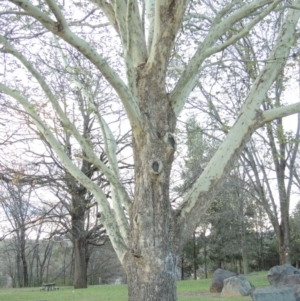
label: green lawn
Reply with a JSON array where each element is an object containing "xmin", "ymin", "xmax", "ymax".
[{"xmin": 0, "ymin": 271, "xmax": 269, "ymax": 301}]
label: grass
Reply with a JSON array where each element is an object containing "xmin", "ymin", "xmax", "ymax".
[{"xmin": 0, "ymin": 271, "xmax": 269, "ymax": 301}]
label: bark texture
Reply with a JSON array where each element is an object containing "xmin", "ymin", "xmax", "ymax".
[
  {"xmin": 71, "ymin": 192, "xmax": 89, "ymax": 289},
  {"xmin": 73, "ymin": 237, "xmax": 88, "ymax": 288},
  {"xmin": 124, "ymin": 68, "xmax": 179, "ymax": 300}
]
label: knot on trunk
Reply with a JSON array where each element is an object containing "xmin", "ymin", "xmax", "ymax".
[
  {"xmin": 150, "ymin": 159, "xmax": 163, "ymax": 175},
  {"xmin": 164, "ymin": 132, "xmax": 176, "ymax": 150}
]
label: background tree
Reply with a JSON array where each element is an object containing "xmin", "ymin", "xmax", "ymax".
[
  {"xmin": 0, "ymin": 182, "xmax": 47, "ymax": 287},
  {"xmin": 0, "ymin": 43, "xmax": 125, "ymax": 288},
  {"xmin": 180, "ymin": 230, "xmax": 203, "ymax": 280},
  {"xmin": 190, "ymin": 18, "xmax": 300, "ymax": 265},
  {"xmin": 290, "ymin": 202, "xmax": 300, "ymax": 268}
]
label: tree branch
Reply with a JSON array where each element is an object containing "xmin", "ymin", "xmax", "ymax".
[
  {"xmin": 126, "ymin": 0, "xmax": 147, "ymax": 67},
  {"xmin": 0, "ymin": 84, "xmax": 129, "ymax": 263},
  {"xmin": 171, "ymin": 0, "xmax": 280, "ymax": 117},
  {"xmin": 44, "ymin": 0, "xmax": 68, "ymax": 29},
  {"xmin": 8, "ymin": 0, "xmax": 142, "ymax": 131},
  {"xmin": 287, "ymin": 113, "xmax": 300, "ymax": 197},
  {"xmin": 0, "ymin": 36, "xmax": 132, "ymax": 212},
  {"xmin": 53, "ymin": 37, "xmax": 131, "ymax": 244},
  {"xmin": 88, "ymin": 0, "xmax": 120, "ymax": 34},
  {"xmin": 205, "ymin": 0, "xmax": 281, "ymax": 57},
  {"xmin": 177, "ymin": 0, "xmax": 300, "ymax": 240},
  {"xmin": 145, "ymin": 0, "xmax": 155, "ymax": 51},
  {"xmin": 260, "ymin": 102, "xmax": 300, "ymax": 124},
  {"xmin": 147, "ymin": 0, "xmax": 189, "ymax": 77},
  {"xmin": 53, "ymin": 36, "xmax": 132, "ymax": 212}
]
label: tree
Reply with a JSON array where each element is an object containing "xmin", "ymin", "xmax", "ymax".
[
  {"xmin": 1, "ymin": 1, "xmax": 300, "ymax": 300},
  {"xmin": 290, "ymin": 202, "xmax": 300, "ymax": 268},
  {"xmin": 180, "ymin": 231, "xmax": 203, "ymax": 280},
  {"xmin": 0, "ymin": 103, "xmax": 107, "ymax": 289},
  {"xmin": 242, "ymin": 121, "xmax": 300, "ymax": 265},
  {"xmin": 0, "ymin": 182, "xmax": 36, "ymax": 287},
  {"xmin": 189, "ymin": 18, "xmax": 300, "ymax": 265},
  {"xmin": 234, "ymin": 34, "xmax": 300, "ymax": 264},
  {"xmin": 0, "ymin": 44, "xmax": 112, "ymax": 288},
  {"xmin": 176, "ymin": 118, "xmax": 256, "ymax": 274}
]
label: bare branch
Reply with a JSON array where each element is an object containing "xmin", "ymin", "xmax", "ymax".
[
  {"xmin": 0, "ymin": 84, "xmax": 129, "ymax": 263},
  {"xmin": 126, "ymin": 0, "xmax": 147, "ymax": 67},
  {"xmin": 88, "ymin": 0, "xmax": 120, "ymax": 34},
  {"xmin": 44, "ymin": 0, "xmax": 68, "ymax": 29},
  {"xmin": 8, "ymin": 0, "xmax": 142, "ymax": 131},
  {"xmin": 147, "ymin": 0, "xmax": 189, "ymax": 77},
  {"xmin": 54, "ymin": 37, "xmax": 130, "ymax": 243},
  {"xmin": 178, "ymin": 1, "xmax": 300, "ymax": 239},
  {"xmin": 260, "ymin": 102, "xmax": 300, "ymax": 124},
  {"xmin": 0, "ymin": 36, "xmax": 131, "ymax": 204},
  {"xmin": 171, "ymin": 0, "xmax": 281, "ymax": 117}
]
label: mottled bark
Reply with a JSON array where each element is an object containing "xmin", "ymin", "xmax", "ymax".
[
  {"xmin": 124, "ymin": 69, "xmax": 179, "ymax": 300},
  {"xmin": 125, "ymin": 253, "xmax": 178, "ymax": 301}
]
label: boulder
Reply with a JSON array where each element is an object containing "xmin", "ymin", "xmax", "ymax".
[
  {"xmin": 209, "ymin": 269, "xmax": 236, "ymax": 293},
  {"xmin": 293, "ymin": 286, "xmax": 300, "ymax": 301},
  {"xmin": 251, "ymin": 286, "xmax": 296, "ymax": 301},
  {"xmin": 282, "ymin": 274, "xmax": 300, "ymax": 287},
  {"xmin": 221, "ymin": 275, "xmax": 255, "ymax": 297},
  {"xmin": 268, "ymin": 264, "xmax": 300, "ymax": 287}
]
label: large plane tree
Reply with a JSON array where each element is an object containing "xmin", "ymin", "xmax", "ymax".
[{"xmin": 1, "ymin": 1, "xmax": 300, "ymax": 300}]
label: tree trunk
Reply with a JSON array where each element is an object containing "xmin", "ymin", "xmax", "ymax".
[
  {"xmin": 277, "ymin": 160, "xmax": 291, "ymax": 264},
  {"xmin": 16, "ymin": 249, "xmax": 22, "ymax": 287},
  {"xmin": 20, "ymin": 228, "xmax": 29, "ymax": 287},
  {"xmin": 124, "ymin": 74, "xmax": 179, "ymax": 300},
  {"xmin": 279, "ymin": 197, "xmax": 291, "ymax": 264},
  {"xmin": 71, "ymin": 194, "xmax": 88, "ymax": 289},
  {"xmin": 279, "ymin": 223, "xmax": 291, "ymax": 265},
  {"xmin": 265, "ymin": 118, "xmax": 292, "ymax": 265},
  {"xmin": 181, "ymin": 256, "xmax": 184, "ymax": 280},
  {"xmin": 20, "ymin": 251, "xmax": 29, "ymax": 287},
  {"xmin": 125, "ymin": 254, "xmax": 178, "ymax": 301},
  {"xmin": 73, "ymin": 237, "xmax": 88, "ymax": 288},
  {"xmin": 203, "ymin": 233, "xmax": 208, "ymax": 279},
  {"xmin": 193, "ymin": 232, "xmax": 197, "ymax": 279},
  {"xmin": 241, "ymin": 216, "xmax": 249, "ymax": 274}
]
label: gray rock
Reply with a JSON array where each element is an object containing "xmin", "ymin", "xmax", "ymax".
[
  {"xmin": 268, "ymin": 264, "xmax": 300, "ymax": 287},
  {"xmin": 251, "ymin": 286, "xmax": 296, "ymax": 301},
  {"xmin": 293, "ymin": 286, "xmax": 300, "ymax": 301},
  {"xmin": 209, "ymin": 269, "xmax": 236, "ymax": 293},
  {"xmin": 282, "ymin": 274, "xmax": 300, "ymax": 287},
  {"xmin": 221, "ymin": 275, "xmax": 255, "ymax": 297}
]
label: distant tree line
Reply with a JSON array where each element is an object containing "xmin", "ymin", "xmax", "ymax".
[
  {"xmin": 0, "ymin": 235, "xmax": 125, "ymax": 288},
  {"xmin": 180, "ymin": 201, "xmax": 300, "ymax": 279},
  {"xmin": 176, "ymin": 115, "xmax": 300, "ymax": 279}
]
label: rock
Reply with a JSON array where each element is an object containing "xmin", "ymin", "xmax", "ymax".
[
  {"xmin": 221, "ymin": 275, "xmax": 255, "ymax": 297},
  {"xmin": 251, "ymin": 286, "xmax": 296, "ymax": 301},
  {"xmin": 282, "ymin": 274, "xmax": 300, "ymax": 287},
  {"xmin": 209, "ymin": 269, "xmax": 236, "ymax": 293},
  {"xmin": 265, "ymin": 265, "xmax": 300, "ymax": 301},
  {"xmin": 268, "ymin": 264, "xmax": 300, "ymax": 287},
  {"xmin": 293, "ymin": 286, "xmax": 300, "ymax": 301}
]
